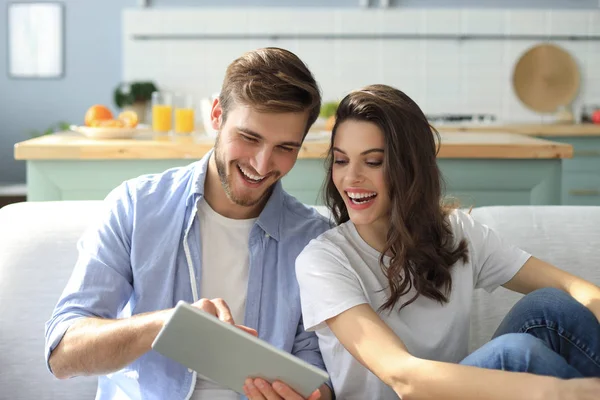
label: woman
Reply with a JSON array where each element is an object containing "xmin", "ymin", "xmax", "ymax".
[{"xmin": 295, "ymin": 84, "xmax": 600, "ymax": 400}]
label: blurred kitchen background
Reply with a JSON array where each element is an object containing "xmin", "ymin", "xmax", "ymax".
[{"xmin": 2, "ymin": 0, "xmax": 600, "ymax": 205}]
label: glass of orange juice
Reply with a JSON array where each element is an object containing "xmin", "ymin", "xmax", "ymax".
[
  {"xmin": 174, "ymin": 93, "xmax": 195, "ymax": 136},
  {"xmin": 152, "ymin": 91, "xmax": 173, "ymax": 138}
]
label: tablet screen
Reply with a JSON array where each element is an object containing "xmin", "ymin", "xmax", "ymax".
[{"xmin": 152, "ymin": 301, "xmax": 329, "ymax": 397}]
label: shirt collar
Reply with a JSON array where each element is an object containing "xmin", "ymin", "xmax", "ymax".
[
  {"xmin": 256, "ymin": 181, "xmax": 284, "ymax": 241},
  {"xmin": 191, "ymin": 149, "xmax": 284, "ymax": 241},
  {"xmin": 188, "ymin": 149, "xmax": 213, "ymax": 204}
]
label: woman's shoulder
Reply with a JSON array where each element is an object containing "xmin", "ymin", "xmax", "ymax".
[
  {"xmin": 303, "ymin": 222, "xmax": 353, "ymax": 252},
  {"xmin": 297, "ymin": 222, "xmax": 359, "ymax": 265},
  {"xmin": 446, "ymin": 208, "xmax": 477, "ymax": 232}
]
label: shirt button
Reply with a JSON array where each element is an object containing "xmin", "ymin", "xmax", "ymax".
[{"xmin": 265, "ymin": 233, "xmax": 270, "ymax": 238}]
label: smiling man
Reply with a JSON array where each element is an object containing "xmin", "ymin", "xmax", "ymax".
[{"xmin": 45, "ymin": 47, "xmax": 333, "ymax": 400}]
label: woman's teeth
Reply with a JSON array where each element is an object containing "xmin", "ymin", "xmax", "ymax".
[
  {"xmin": 346, "ymin": 191, "xmax": 377, "ymax": 204},
  {"xmin": 238, "ymin": 165, "xmax": 265, "ymax": 182}
]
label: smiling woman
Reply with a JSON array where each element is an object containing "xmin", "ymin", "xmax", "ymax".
[
  {"xmin": 8, "ymin": 2, "xmax": 64, "ymax": 79},
  {"xmin": 295, "ymin": 84, "xmax": 600, "ymax": 400}
]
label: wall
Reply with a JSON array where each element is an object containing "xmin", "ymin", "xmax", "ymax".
[
  {"xmin": 1, "ymin": 0, "xmax": 598, "ymax": 184},
  {"xmin": 149, "ymin": 0, "xmax": 600, "ymax": 9},
  {"xmin": 0, "ymin": 0, "xmax": 135, "ymax": 184},
  {"xmin": 124, "ymin": 8, "xmax": 600, "ymax": 125}
]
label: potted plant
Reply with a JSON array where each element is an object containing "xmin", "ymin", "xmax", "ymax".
[
  {"xmin": 113, "ymin": 81, "xmax": 157, "ymax": 124},
  {"xmin": 320, "ymin": 101, "xmax": 339, "ymax": 131},
  {"xmin": 28, "ymin": 121, "xmax": 71, "ymax": 137}
]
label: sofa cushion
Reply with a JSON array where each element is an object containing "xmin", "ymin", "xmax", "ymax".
[
  {"xmin": 0, "ymin": 201, "xmax": 102, "ymax": 399},
  {"xmin": 1, "ymin": 201, "xmax": 598, "ymax": 397}
]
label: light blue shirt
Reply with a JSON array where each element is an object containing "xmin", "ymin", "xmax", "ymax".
[{"xmin": 45, "ymin": 150, "xmax": 332, "ymax": 400}]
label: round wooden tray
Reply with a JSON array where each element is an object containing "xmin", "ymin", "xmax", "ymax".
[{"xmin": 512, "ymin": 43, "xmax": 580, "ymax": 113}]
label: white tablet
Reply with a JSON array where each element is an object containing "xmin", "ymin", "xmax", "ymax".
[{"xmin": 152, "ymin": 301, "xmax": 329, "ymax": 397}]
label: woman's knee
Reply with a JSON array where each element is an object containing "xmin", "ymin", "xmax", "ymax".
[
  {"xmin": 489, "ymin": 333, "xmax": 547, "ymax": 356},
  {"xmin": 470, "ymin": 333, "xmax": 583, "ymax": 378},
  {"xmin": 484, "ymin": 333, "xmax": 551, "ymax": 371},
  {"xmin": 515, "ymin": 287, "xmax": 584, "ymax": 318}
]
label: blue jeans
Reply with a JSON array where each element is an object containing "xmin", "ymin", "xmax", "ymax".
[{"xmin": 460, "ymin": 288, "xmax": 600, "ymax": 378}]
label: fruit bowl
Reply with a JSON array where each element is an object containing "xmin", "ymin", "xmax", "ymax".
[
  {"xmin": 70, "ymin": 125, "xmax": 149, "ymax": 139},
  {"xmin": 76, "ymin": 105, "xmax": 145, "ymax": 139}
]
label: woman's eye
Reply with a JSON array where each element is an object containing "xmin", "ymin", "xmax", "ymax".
[
  {"xmin": 333, "ymin": 159, "xmax": 348, "ymax": 165},
  {"xmin": 366, "ymin": 161, "xmax": 382, "ymax": 167}
]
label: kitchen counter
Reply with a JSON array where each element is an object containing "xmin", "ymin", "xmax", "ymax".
[
  {"xmin": 434, "ymin": 123, "xmax": 600, "ymax": 136},
  {"xmin": 14, "ymin": 131, "xmax": 573, "ymax": 160},
  {"xmin": 13, "ymin": 131, "xmax": 573, "ymax": 206}
]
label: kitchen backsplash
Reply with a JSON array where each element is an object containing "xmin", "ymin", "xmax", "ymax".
[{"xmin": 123, "ymin": 8, "xmax": 600, "ymax": 123}]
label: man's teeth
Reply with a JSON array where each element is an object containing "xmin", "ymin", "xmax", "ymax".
[{"xmin": 238, "ymin": 165, "xmax": 265, "ymax": 181}]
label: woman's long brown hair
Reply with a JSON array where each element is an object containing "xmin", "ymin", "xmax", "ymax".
[{"xmin": 324, "ymin": 84, "xmax": 469, "ymax": 312}]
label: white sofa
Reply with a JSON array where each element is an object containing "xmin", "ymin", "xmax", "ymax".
[{"xmin": 1, "ymin": 201, "xmax": 599, "ymax": 399}]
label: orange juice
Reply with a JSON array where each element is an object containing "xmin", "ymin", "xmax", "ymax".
[
  {"xmin": 152, "ymin": 105, "xmax": 172, "ymax": 132},
  {"xmin": 174, "ymin": 108, "xmax": 195, "ymax": 134}
]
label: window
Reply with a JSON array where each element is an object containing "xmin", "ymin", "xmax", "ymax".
[{"xmin": 8, "ymin": 2, "xmax": 64, "ymax": 79}]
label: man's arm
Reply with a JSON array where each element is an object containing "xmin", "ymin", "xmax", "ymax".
[
  {"xmin": 50, "ymin": 297, "xmax": 254, "ymax": 379},
  {"xmin": 49, "ymin": 310, "xmax": 169, "ymax": 379},
  {"xmin": 45, "ymin": 182, "xmax": 137, "ymax": 377}
]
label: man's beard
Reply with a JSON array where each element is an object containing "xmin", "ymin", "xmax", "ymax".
[{"xmin": 214, "ymin": 136, "xmax": 273, "ymax": 207}]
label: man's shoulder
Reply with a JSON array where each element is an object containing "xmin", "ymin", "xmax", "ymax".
[
  {"xmin": 279, "ymin": 193, "xmax": 332, "ymax": 238},
  {"xmin": 123, "ymin": 162, "xmax": 199, "ymax": 203}
]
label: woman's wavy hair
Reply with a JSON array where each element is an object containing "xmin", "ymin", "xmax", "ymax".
[{"xmin": 324, "ymin": 84, "xmax": 469, "ymax": 312}]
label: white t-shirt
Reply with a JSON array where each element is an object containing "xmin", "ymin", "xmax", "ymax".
[
  {"xmin": 295, "ymin": 210, "xmax": 531, "ymax": 400},
  {"xmin": 191, "ymin": 199, "xmax": 257, "ymax": 400}
]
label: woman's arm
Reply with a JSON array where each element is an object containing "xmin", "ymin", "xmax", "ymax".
[
  {"xmin": 503, "ymin": 256, "xmax": 600, "ymax": 323},
  {"xmin": 326, "ymin": 303, "xmax": 588, "ymax": 400}
]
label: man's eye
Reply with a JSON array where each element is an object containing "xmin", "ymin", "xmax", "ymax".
[
  {"xmin": 278, "ymin": 146, "xmax": 294, "ymax": 152},
  {"xmin": 242, "ymin": 135, "xmax": 258, "ymax": 142}
]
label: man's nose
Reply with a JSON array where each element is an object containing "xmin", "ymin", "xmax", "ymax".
[{"xmin": 253, "ymin": 146, "xmax": 273, "ymax": 176}]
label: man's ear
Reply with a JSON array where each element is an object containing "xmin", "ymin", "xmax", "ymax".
[{"xmin": 211, "ymin": 98, "xmax": 223, "ymax": 131}]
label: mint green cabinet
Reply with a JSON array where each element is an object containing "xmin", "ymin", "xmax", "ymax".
[
  {"xmin": 25, "ymin": 157, "xmax": 564, "ymax": 206},
  {"xmin": 538, "ymin": 137, "xmax": 600, "ymax": 206}
]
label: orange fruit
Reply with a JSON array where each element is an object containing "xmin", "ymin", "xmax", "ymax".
[
  {"xmin": 118, "ymin": 110, "xmax": 139, "ymax": 128},
  {"xmin": 91, "ymin": 119, "xmax": 125, "ymax": 128},
  {"xmin": 85, "ymin": 105, "xmax": 113, "ymax": 126}
]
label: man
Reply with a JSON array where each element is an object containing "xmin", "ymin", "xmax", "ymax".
[{"xmin": 45, "ymin": 47, "xmax": 333, "ymax": 400}]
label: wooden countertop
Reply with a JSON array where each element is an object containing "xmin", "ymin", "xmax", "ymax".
[
  {"xmin": 435, "ymin": 123, "xmax": 600, "ymax": 136},
  {"xmin": 14, "ymin": 131, "xmax": 573, "ymax": 160}
]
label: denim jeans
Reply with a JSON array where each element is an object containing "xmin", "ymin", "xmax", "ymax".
[{"xmin": 460, "ymin": 288, "xmax": 600, "ymax": 378}]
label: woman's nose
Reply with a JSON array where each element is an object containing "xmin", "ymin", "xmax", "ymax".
[{"xmin": 345, "ymin": 163, "xmax": 364, "ymax": 183}]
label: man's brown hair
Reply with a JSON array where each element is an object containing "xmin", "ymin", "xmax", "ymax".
[{"xmin": 219, "ymin": 47, "xmax": 321, "ymax": 136}]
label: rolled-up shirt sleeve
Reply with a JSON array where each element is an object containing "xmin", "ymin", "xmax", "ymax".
[
  {"xmin": 44, "ymin": 182, "xmax": 135, "ymax": 372},
  {"xmin": 455, "ymin": 211, "xmax": 531, "ymax": 293}
]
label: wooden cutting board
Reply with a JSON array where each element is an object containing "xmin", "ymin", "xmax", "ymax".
[{"xmin": 512, "ymin": 43, "xmax": 580, "ymax": 113}]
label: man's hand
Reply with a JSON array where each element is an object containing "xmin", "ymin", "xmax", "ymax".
[
  {"xmin": 243, "ymin": 378, "xmax": 330, "ymax": 400},
  {"xmin": 191, "ymin": 298, "xmax": 258, "ymax": 337}
]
